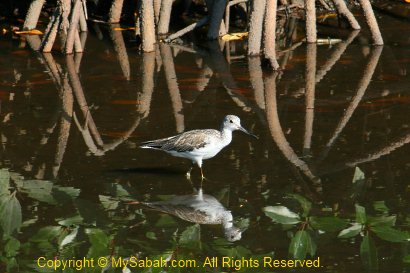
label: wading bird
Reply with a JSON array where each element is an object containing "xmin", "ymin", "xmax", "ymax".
[{"xmin": 140, "ymin": 115, "xmax": 258, "ymax": 179}]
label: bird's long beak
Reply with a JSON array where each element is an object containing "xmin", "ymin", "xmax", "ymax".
[{"xmin": 238, "ymin": 126, "xmax": 259, "ymax": 139}]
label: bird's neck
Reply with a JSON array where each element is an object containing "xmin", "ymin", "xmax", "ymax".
[
  {"xmin": 220, "ymin": 127, "xmax": 233, "ymax": 146},
  {"xmin": 222, "ymin": 211, "xmax": 233, "ymax": 228}
]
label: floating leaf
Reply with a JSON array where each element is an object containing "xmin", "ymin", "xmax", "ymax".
[
  {"xmin": 179, "ymin": 224, "xmax": 200, "ymax": 248},
  {"xmin": 338, "ymin": 223, "xmax": 362, "ymax": 238},
  {"xmin": 355, "ymin": 204, "xmax": 367, "ymax": 224},
  {"xmin": 99, "ymin": 195, "xmax": 119, "ymax": 210},
  {"xmin": 5, "ymin": 236, "xmax": 20, "ymax": 257},
  {"xmin": 30, "ymin": 226, "xmax": 62, "ymax": 242},
  {"xmin": 0, "ymin": 194, "xmax": 22, "ymax": 235},
  {"xmin": 14, "ymin": 29, "xmax": 43, "ymax": 35},
  {"xmin": 368, "ymin": 215, "xmax": 396, "ymax": 227},
  {"xmin": 0, "ymin": 169, "xmax": 10, "ymax": 196},
  {"xmin": 86, "ymin": 228, "xmax": 110, "ymax": 258},
  {"xmin": 360, "ymin": 234, "xmax": 378, "ymax": 271},
  {"xmin": 309, "ymin": 216, "xmax": 348, "ymax": 232},
  {"xmin": 57, "ymin": 213, "xmax": 83, "ymax": 227},
  {"xmin": 352, "ymin": 167, "xmax": 365, "ymax": 184},
  {"xmin": 373, "ymin": 201, "xmax": 389, "ymax": 214},
  {"xmin": 19, "ymin": 180, "xmax": 55, "ymax": 204},
  {"xmin": 221, "ymin": 32, "xmax": 248, "ymax": 41},
  {"xmin": 306, "ymin": 232, "xmax": 317, "ymax": 257},
  {"xmin": 289, "ymin": 230, "xmax": 309, "ymax": 259},
  {"xmin": 146, "ymin": 231, "xmax": 157, "ymax": 240},
  {"xmin": 371, "ymin": 226, "xmax": 410, "ymax": 242},
  {"xmin": 155, "ymin": 214, "xmax": 177, "ymax": 227},
  {"xmin": 288, "ymin": 194, "xmax": 312, "ymax": 217},
  {"xmin": 60, "ymin": 227, "xmax": 78, "ymax": 249},
  {"xmin": 263, "ymin": 206, "xmax": 301, "ymax": 225}
]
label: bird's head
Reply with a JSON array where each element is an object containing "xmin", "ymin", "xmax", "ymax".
[
  {"xmin": 222, "ymin": 115, "xmax": 258, "ymax": 139},
  {"xmin": 224, "ymin": 226, "xmax": 243, "ymax": 242}
]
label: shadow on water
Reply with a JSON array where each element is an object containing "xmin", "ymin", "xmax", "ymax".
[{"xmin": 1, "ymin": 13, "xmax": 410, "ymax": 273}]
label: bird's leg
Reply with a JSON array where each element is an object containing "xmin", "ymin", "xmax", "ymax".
[
  {"xmin": 200, "ymin": 167, "xmax": 205, "ymax": 180},
  {"xmin": 186, "ymin": 162, "xmax": 194, "ymax": 179}
]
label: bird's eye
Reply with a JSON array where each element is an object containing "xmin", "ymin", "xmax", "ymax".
[{"xmin": 229, "ymin": 120, "xmax": 233, "ymax": 123}]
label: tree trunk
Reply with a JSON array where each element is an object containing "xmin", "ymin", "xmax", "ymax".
[
  {"xmin": 23, "ymin": 0, "xmax": 46, "ymax": 30},
  {"xmin": 140, "ymin": 0, "xmax": 156, "ymax": 52},
  {"xmin": 263, "ymin": 0, "xmax": 279, "ymax": 70},
  {"xmin": 79, "ymin": 0, "xmax": 88, "ymax": 32},
  {"xmin": 304, "ymin": 44, "xmax": 316, "ymax": 155},
  {"xmin": 109, "ymin": 0, "xmax": 124, "ymax": 23},
  {"xmin": 305, "ymin": 0, "xmax": 317, "ymax": 43},
  {"xmin": 248, "ymin": 0, "xmax": 266, "ymax": 55},
  {"xmin": 66, "ymin": 0, "xmax": 82, "ymax": 54},
  {"xmin": 41, "ymin": 5, "xmax": 62, "ymax": 52},
  {"xmin": 158, "ymin": 0, "xmax": 173, "ymax": 34},
  {"xmin": 207, "ymin": 0, "xmax": 227, "ymax": 39},
  {"xmin": 153, "ymin": 0, "xmax": 162, "ymax": 24},
  {"xmin": 358, "ymin": 0, "xmax": 383, "ymax": 45},
  {"xmin": 332, "ymin": 0, "xmax": 360, "ymax": 30}
]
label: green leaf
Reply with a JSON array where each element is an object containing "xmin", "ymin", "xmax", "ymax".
[
  {"xmin": 306, "ymin": 232, "xmax": 317, "ymax": 257},
  {"xmin": 355, "ymin": 204, "xmax": 366, "ymax": 224},
  {"xmin": 0, "ymin": 169, "xmax": 10, "ymax": 196},
  {"xmin": 4, "ymin": 236, "xmax": 20, "ymax": 257},
  {"xmin": 59, "ymin": 227, "xmax": 78, "ymax": 249},
  {"xmin": 403, "ymin": 254, "xmax": 410, "ymax": 263},
  {"xmin": 309, "ymin": 216, "xmax": 348, "ymax": 232},
  {"xmin": 352, "ymin": 167, "xmax": 365, "ymax": 184},
  {"xmin": 179, "ymin": 224, "xmax": 200, "ymax": 249},
  {"xmin": 155, "ymin": 214, "xmax": 177, "ymax": 227},
  {"xmin": 368, "ymin": 215, "xmax": 396, "ymax": 227},
  {"xmin": 30, "ymin": 226, "xmax": 62, "ymax": 242},
  {"xmin": 99, "ymin": 195, "xmax": 119, "ymax": 210},
  {"xmin": 263, "ymin": 206, "xmax": 301, "ymax": 225},
  {"xmin": 19, "ymin": 180, "xmax": 55, "ymax": 204},
  {"xmin": 338, "ymin": 223, "xmax": 362, "ymax": 239},
  {"xmin": 0, "ymin": 194, "xmax": 22, "ymax": 235},
  {"xmin": 289, "ymin": 230, "xmax": 309, "ymax": 259},
  {"xmin": 360, "ymin": 234, "xmax": 378, "ymax": 271},
  {"xmin": 57, "ymin": 213, "xmax": 84, "ymax": 227},
  {"xmin": 371, "ymin": 226, "xmax": 410, "ymax": 242},
  {"xmin": 373, "ymin": 201, "xmax": 389, "ymax": 214},
  {"xmin": 146, "ymin": 231, "xmax": 157, "ymax": 240},
  {"xmin": 288, "ymin": 194, "xmax": 312, "ymax": 217},
  {"xmin": 86, "ymin": 228, "xmax": 110, "ymax": 258}
]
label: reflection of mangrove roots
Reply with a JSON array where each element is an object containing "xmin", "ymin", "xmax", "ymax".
[
  {"xmin": 160, "ymin": 44, "xmax": 185, "ymax": 133},
  {"xmin": 264, "ymin": 73, "xmax": 322, "ymax": 196},
  {"xmin": 318, "ymin": 46, "xmax": 383, "ymax": 162}
]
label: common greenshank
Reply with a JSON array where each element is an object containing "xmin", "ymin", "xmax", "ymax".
[{"xmin": 140, "ymin": 115, "xmax": 257, "ymax": 178}]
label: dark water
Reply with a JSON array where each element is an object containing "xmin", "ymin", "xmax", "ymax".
[{"xmin": 1, "ymin": 12, "xmax": 410, "ymax": 273}]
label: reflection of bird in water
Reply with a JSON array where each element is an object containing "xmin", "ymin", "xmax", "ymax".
[
  {"xmin": 129, "ymin": 188, "xmax": 243, "ymax": 242},
  {"xmin": 140, "ymin": 115, "xmax": 257, "ymax": 179}
]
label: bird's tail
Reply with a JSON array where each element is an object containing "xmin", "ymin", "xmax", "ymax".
[{"xmin": 139, "ymin": 139, "xmax": 167, "ymax": 149}]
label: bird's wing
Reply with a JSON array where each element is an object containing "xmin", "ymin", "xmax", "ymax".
[
  {"xmin": 142, "ymin": 129, "xmax": 217, "ymax": 152},
  {"xmin": 166, "ymin": 130, "xmax": 215, "ymax": 152}
]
